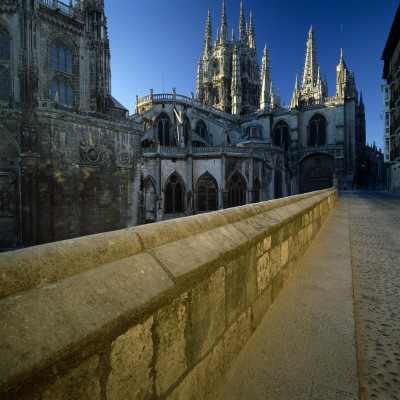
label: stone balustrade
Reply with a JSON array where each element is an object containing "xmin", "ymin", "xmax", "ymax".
[{"xmin": 0, "ymin": 188, "xmax": 337, "ymax": 399}]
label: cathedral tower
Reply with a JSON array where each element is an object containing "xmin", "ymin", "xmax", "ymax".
[{"xmin": 196, "ymin": 2, "xmax": 261, "ymax": 115}]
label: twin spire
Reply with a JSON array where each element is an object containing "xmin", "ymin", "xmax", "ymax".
[{"xmin": 203, "ymin": 2, "xmax": 256, "ymax": 48}]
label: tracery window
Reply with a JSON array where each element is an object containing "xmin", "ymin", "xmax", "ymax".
[
  {"xmin": 196, "ymin": 173, "xmax": 218, "ymax": 212},
  {"xmin": 0, "ymin": 67, "xmax": 10, "ymax": 101},
  {"xmin": 0, "ymin": 29, "xmax": 10, "ymax": 61},
  {"xmin": 51, "ymin": 77, "xmax": 73, "ymax": 105},
  {"xmin": 51, "ymin": 40, "xmax": 72, "ymax": 73},
  {"xmin": 308, "ymin": 114, "xmax": 327, "ymax": 147},
  {"xmin": 273, "ymin": 120, "xmax": 290, "ymax": 151},
  {"xmin": 165, "ymin": 173, "xmax": 185, "ymax": 214},
  {"xmin": 227, "ymin": 172, "xmax": 246, "ymax": 207},
  {"xmin": 156, "ymin": 112, "xmax": 171, "ymax": 146}
]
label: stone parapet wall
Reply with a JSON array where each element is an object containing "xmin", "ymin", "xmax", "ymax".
[{"xmin": 0, "ymin": 188, "xmax": 337, "ymax": 400}]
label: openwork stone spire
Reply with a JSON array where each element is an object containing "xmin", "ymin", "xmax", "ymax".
[
  {"xmin": 248, "ymin": 11, "xmax": 255, "ymax": 49},
  {"xmin": 203, "ymin": 9, "xmax": 212, "ymax": 57},
  {"xmin": 302, "ymin": 26, "xmax": 319, "ymax": 94},
  {"xmin": 239, "ymin": 2, "xmax": 246, "ymax": 42},
  {"xmin": 220, "ymin": 0, "xmax": 228, "ymax": 44},
  {"xmin": 260, "ymin": 44, "xmax": 273, "ymax": 109}
]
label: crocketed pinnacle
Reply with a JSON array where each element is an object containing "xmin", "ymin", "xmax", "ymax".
[{"xmin": 239, "ymin": 2, "xmax": 246, "ymax": 41}]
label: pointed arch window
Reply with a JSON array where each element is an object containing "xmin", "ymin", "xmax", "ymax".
[
  {"xmin": 156, "ymin": 112, "xmax": 171, "ymax": 146},
  {"xmin": 308, "ymin": 114, "xmax": 327, "ymax": 147},
  {"xmin": 227, "ymin": 172, "xmax": 246, "ymax": 207},
  {"xmin": 51, "ymin": 78, "xmax": 73, "ymax": 105},
  {"xmin": 51, "ymin": 40, "xmax": 73, "ymax": 73},
  {"xmin": 0, "ymin": 29, "xmax": 10, "ymax": 61},
  {"xmin": 273, "ymin": 120, "xmax": 290, "ymax": 151},
  {"xmin": 165, "ymin": 173, "xmax": 185, "ymax": 214},
  {"xmin": 196, "ymin": 173, "xmax": 218, "ymax": 212}
]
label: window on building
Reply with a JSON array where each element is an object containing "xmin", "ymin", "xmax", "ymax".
[
  {"xmin": 253, "ymin": 177, "xmax": 260, "ymax": 203},
  {"xmin": 273, "ymin": 120, "xmax": 290, "ymax": 151},
  {"xmin": 0, "ymin": 29, "xmax": 10, "ymax": 61},
  {"xmin": 308, "ymin": 114, "xmax": 327, "ymax": 147},
  {"xmin": 51, "ymin": 41, "xmax": 72, "ymax": 73},
  {"xmin": 227, "ymin": 172, "xmax": 246, "ymax": 207},
  {"xmin": 274, "ymin": 170, "xmax": 283, "ymax": 199},
  {"xmin": 165, "ymin": 173, "xmax": 185, "ymax": 214},
  {"xmin": 51, "ymin": 78, "xmax": 73, "ymax": 105},
  {"xmin": 156, "ymin": 113, "xmax": 171, "ymax": 146},
  {"xmin": 0, "ymin": 67, "xmax": 10, "ymax": 101},
  {"xmin": 196, "ymin": 173, "xmax": 218, "ymax": 212}
]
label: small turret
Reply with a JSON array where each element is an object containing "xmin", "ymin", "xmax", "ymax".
[
  {"xmin": 231, "ymin": 29, "xmax": 235, "ymax": 42},
  {"xmin": 196, "ymin": 59, "xmax": 204, "ymax": 102},
  {"xmin": 269, "ymin": 81, "xmax": 275, "ymax": 109},
  {"xmin": 336, "ymin": 48, "xmax": 357, "ymax": 101},
  {"xmin": 291, "ymin": 74, "xmax": 301, "ymax": 108}
]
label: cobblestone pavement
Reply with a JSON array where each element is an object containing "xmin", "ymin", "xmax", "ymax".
[{"xmin": 344, "ymin": 191, "xmax": 400, "ymax": 400}]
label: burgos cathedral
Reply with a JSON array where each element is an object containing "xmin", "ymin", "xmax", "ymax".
[{"xmin": 0, "ymin": 0, "xmax": 368, "ymax": 250}]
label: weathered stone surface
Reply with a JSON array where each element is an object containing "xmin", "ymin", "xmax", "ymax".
[
  {"xmin": 224, "ymin": 310, "xmax": 252, "ymax": 368},
  {"xmin": 106, "ymin": 317, "xmax": 154, "ymax": 400},
  {"xmin": 252, "ymin": 285, "xmax": 272, "ymax": 329},
  {"xmin": 226, "ymin": 259, "xmax": 247, "ymax": 326},
  {"xmin": 155, "ymin": 293, "xmax": 188, "ymax": 396},
  {"xmin": 169, "ymin": 338, "xmax": 225, "ymax": 400},
  {"xmin": 190, "ymin": 268, "xmax": 226, "ymax": 362},
  {"xmin": 269, "ymin": 245, "xmax": 281, "ymax": 278},
  {"xmin": 281, "ymin": 239, "xmax": 289, "ymax": 266},
  {"xmin": 42, "ymin": 355, "xmax": 101, "ymax": 400},
  {"xmin": 0, "ymin": 253, "xmax": 172, "ymax": 390},
  {"xmin": 257, "ymin": 252, "xmax": 270, "ymax": 294},
  {"xmin": 149, "ymin": 226, "xmax": 246, "ymax": 282}
]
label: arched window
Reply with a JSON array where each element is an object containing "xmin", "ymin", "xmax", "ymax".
[
  {"xmin": 0, "ymin": 28, "xmax": 10, "ymax": 61},
  {"xmin": 165, "ymin": 173, "xmax": 185, "ymax": 214},
  {"xmin": 195, "ymin": 120, "xmax": 207, "ymax": 140},
  {"xmin": 0, "ymin": 67, "xmax": 10, "ymax": 101},
  {"xmin": 227, "ymin": 172, "xmax": 246, "ymax": 207},
  {"xmin": 253, "ymin": 177, "xmax": 260, "ymax": 203},
  {"xmin": 51, "ymin": 78, "xmax": 73, "ymax": 105},
  {"xmin": 51, "ymin": 40, "xmax": 72, "ymax": 73},
  {"xmin": 273, "ymin": 120, "xmax": 290, "ymax": 151},
  {"xmin": 156, "ymin": 113, "xmax": 171, "ymax": 146},
  {"xmin": 308, "ymin": 114, "xmax": 327, "ymax": 147},
  {"xmin": 196, "ymin": 173, "xmax": 218, "ymax": 212}
]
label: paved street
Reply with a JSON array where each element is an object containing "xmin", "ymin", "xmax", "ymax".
[{"xmin": 209, "ymin": 191, "xmax": 400, "ymax": 400}]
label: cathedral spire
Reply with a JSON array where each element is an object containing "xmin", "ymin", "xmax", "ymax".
[
  {"xmin": 231, "ymin": 46, "xmax": 242, "ymax": 115},
  {"xmin": 239, "ymin": 2, "xmax": 246, "ymax": 42},
  {"xmin": 248, "ymin": 11, "xmax": 256, "ymax": 50},
  {"xmin": 203, "ymin": 9, "xmax": 212, "ymax": 57},
  {"xmin": 260, "ymin": 43, "xmax": 272, "ymax": 110},
  {"xmin": 220, "ymin": 0, "xmax": 228, "ymax": 44},
  {"xmin": 291, "ymin": 74, "xmax": 301, "ymax": 108},
  {"xmin": 301, "ymin": 26, "xmax": 320, "ymax": 95}
]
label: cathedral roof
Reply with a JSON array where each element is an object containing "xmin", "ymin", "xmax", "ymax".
[{"xmin": 108, "ymin": 96, "xmax": 128, "ymax": 111}]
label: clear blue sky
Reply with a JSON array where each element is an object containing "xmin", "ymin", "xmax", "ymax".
[{"xmin": 105, "ymin": 0, "xmax": 399, "ymax": 150}]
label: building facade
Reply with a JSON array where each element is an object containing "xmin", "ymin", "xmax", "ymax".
[
  {"xmin": 382, "ymin": 3, "xmax": 400, "ymax": 193},
  {"xmin": 0, "ymin": 0, "xmax": 379, "ymax": 250},
  {"xmin": 0, "ymin": 0, "xmax": 141, "ymax": 250}
]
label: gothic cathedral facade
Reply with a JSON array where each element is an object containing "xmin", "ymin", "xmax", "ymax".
[{"xmin": 1, "ymin": 0, "xmax": 368, "ymax": 250}]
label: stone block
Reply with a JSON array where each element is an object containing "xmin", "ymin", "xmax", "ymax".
[
  {"xmin": 169, "ymin": 338, "xmax": 225, "ymax": 400},
  {"xmin": 106, "ymin": 316, "xmax": 154, "ymax": 400},
  {"xmin": 42, "ymin": 355, "xmax": 100, "ymax": 400},
  {"xmin": 155, "ymin": 293, "xmax": 188, "ymax": 396},
  {"xmin": 226, "ymin": 258, "xmax": 247, "ymax": 326},
  {"xmin": 281, "ymin": 239, "xmax": 289, "ymax": 266},
  {"xmin": 245, "ymin": 247, "xmax": 258, "ymax": 307},
  {"xmin": 256, "ymin": 252, "xmax": 270, "ymax": 295},
  {"xmin": 270, "ymin": 245, "xmax": 281, "ymax": 278},
  {"xmin": 224, "ymin": 310, "xmax": 252, "ymax": 368},
  {"xmin": 189, "ymin": 268, "xmax": 226, "ymax": 363}
]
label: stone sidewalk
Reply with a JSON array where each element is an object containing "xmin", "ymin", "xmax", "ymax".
[{"xmin": 209, "ymin": 191, "xmax": 400, "ymax": 400}]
